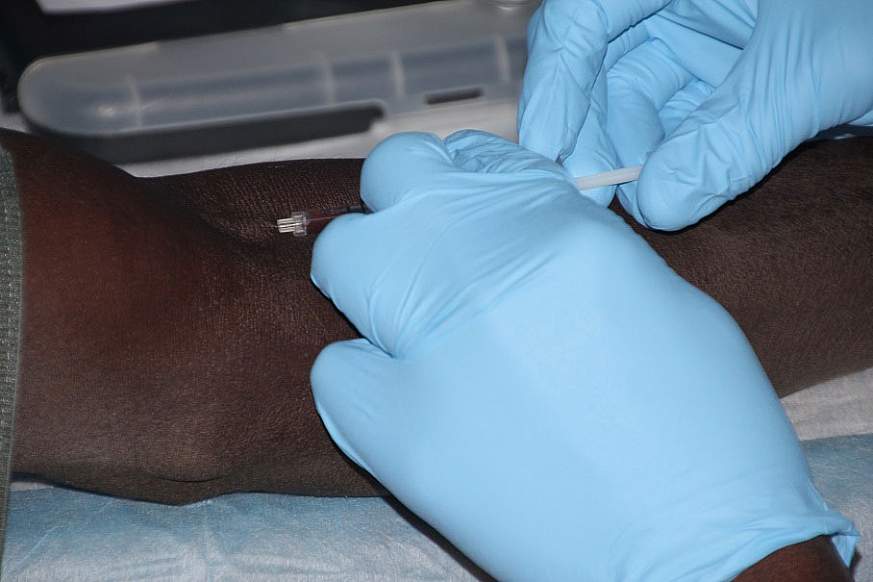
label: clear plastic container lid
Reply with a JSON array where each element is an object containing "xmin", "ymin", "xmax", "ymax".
[{"xmin": 19, "ymin": 0, "xmax": 535, "ymax": 138}]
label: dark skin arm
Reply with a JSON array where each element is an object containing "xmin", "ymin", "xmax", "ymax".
[
  {"xmin": 1, "ymin": 129, "xmax": 866, "ymax": 580},
  {"xmin": 5, "ymin": 130, "xmax": 381, "ymax": 500},
  {"xmin": 736, "ymin": 536, "xmax": 853, "ymax": 581}
]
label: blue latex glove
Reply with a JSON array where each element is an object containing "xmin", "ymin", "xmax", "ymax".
[
  {"xmin": 519, "ymin": 0, "xmax": 873, "ymax": 230},
  {"xmin": 310, "ymin": 131, "xmax": 856, "ymax": 581}
]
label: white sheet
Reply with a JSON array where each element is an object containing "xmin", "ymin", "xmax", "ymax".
[{"xmin": 783, "ymin": 367, "xmax": 873, "ymax": 440}]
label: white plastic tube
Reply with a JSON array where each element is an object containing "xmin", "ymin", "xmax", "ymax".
[
  {"xmin": 575, "ymin": 165, "xmax": 642, "ymax": 191},
  {"xmin": 277, "ymin": 164, "xmax": 647, "ymax": 236}
]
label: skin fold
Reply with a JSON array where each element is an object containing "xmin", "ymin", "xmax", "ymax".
[{"xmin": 1, "ymin": 129, "xmax": 868, "ymax": 580}]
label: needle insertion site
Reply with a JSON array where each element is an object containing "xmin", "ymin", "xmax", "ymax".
[{"xmin": 277, "ymin": 166, "xmax": 644, "ymax": 237}]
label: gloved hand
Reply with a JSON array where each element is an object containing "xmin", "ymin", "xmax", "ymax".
[
  {"xmin": 310, "ymin": 130, "xmax": 855, "ymax": 581},
  {"xmin": 519, "ymin": 0, "xmax": 873, "ymax": 230}
]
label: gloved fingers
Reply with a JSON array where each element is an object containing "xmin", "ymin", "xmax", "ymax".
[
  {"xmin": 617, "ymin": 79, "xmax": 712, "ymax": 214},
  {"xmin": 315, "ymin": 130, "xmax": 571, "ymax": 353},
  {"xmin": 633, "ymin": 33, "xmax": 800, "ymax": 231},
  {"xmin": 360, "ymin": 132, "xmax": 463, "ymax": 212},
  {"xmin": 310, "ymin": 211, "xmax": 389, "ymax": 346},
  {"xmin": 518, "ymin": 0, "xmax": 671, "ymax": 162},
  {"xmin": 556, "ymin": 21, "xmax": 652, "ymax": 207},
  {"xmin": 603, "ymin": 19, "xmax": 650, "ymax": 71},
  {"xmin": 575, "ymin": 18, "xmax": 652, "ymax": 207},
  {"xmin": 637, "ymin": 0, "xmax": 873, "ymax": 232},
  {"xmin": 643, "ymin": 4, "xmax": 751, "ymax": 87},
  {"xmin": 310, "ymin": 338, "xmax": 403, "ymax": 477},
  {"xmin": 313, "ymin": 202, "xmax": 457, "ymax": 355},
  {"xmin": 444, "ymin": 130, "xmax": 569, "ymax": 182},
  {"xmin": 658, "ymin": 80, "xmax": 713, "ymax": 138},
  {"xmin": 607, "ymin": 39, "xmax": 696, "ymax": 167},
  {"xmin": 604, "ymin": 38, "xmax": 700, "ymax": 218},
  {"xmin": 313, "ymin": 132, "xmax": 495, "ymax": 353},
  {"xmin": 753, "ymin": 0, "xmax": 873, "ymax": 135},
  {"xmin": 313, "ymin": 205, "xmax": 451, "ymax": 356},
  {"xmin": 560, "ymin": 58, "xmax": 620, "ymax": 207}
]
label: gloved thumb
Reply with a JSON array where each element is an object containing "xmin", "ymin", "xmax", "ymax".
[
  {"xmin": 310, "ymin": 338, "xmax": 406, "ymax": 478},
  {"xmin": 632, "ymin": 37, "xmax": 809, "ymax": 231}
]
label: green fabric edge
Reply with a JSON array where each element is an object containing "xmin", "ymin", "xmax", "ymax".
[{"xmin": 0, "ymin": 144, "xmax": 23, "ymax": 569}]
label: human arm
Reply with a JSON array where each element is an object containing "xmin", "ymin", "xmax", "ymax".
[{"xmin": 1, "ymin": 128, "xmax": 871, "ymax": 511}]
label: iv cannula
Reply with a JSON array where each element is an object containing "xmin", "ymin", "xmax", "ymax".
[{"xmin": 276, "ymin": 165, "xmax": 643, "ymax": 237}]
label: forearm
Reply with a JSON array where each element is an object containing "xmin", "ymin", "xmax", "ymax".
[
  {"xmin": 628, "ymin": 138, "xmax": 873, "ymax": 397},
  {"xmin": 1, "ymin": 129, "xmax": 863, "ymax": 579},
  {"xmin": 6, "ymin": 129, "xmax": 873, "ymax": 499},
  {"xmin": 1, "ymin": 129, "xmax": 380, "ymax": 501}
]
